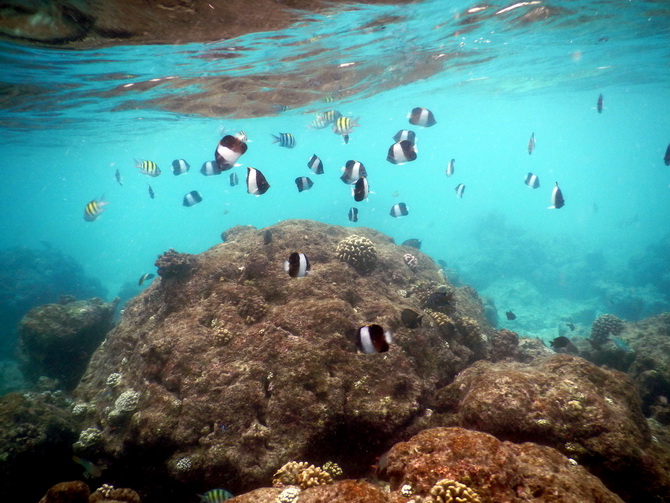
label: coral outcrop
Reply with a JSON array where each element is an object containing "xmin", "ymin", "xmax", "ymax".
[
  {"xmin": 336, "ymin": 234, "xmax": 378, "ymax": 273},
  {"xmin": 71, "ymin": 220, "xmax": 493, "ymax": 499},
  {"xmin": 590, "ymin": 313, "xmax": 625, "ymax": 346},
  {"xmin": 38, "ymin": 481, "xmax": 90, "ymax": 503},
  {"xmin": 18, "ymin": 297, "xmax": 117, "ymax": 390}
]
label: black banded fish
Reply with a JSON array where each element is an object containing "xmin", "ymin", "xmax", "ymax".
[
  {"xmin": 307, "ymin": 154, "xmax": 324, "ymax": 175},
  {"xmin": 446, "ymin": 158, "xmax": 455, "ymax": 177},
  {"xmin": 664, "ymin": 144, "xmax": 670, "ymax": 166},
  {"xmin": 387, "ymin": 140, "xmax": 417, "ymax": 164},
  {"xmin": 215, "ymin": 134, "xmax": 248, "ymax": 171},
  {"xmin": 408, "ymin": 107, "xmax": 436, "ymax": 127},
  {"xmin": 272, "ymin": 132, "xmax": 296, "ymax": 148},
  {"xmin": 83, "ymin": 198, "xmax": 108, "ymax": 222},
  {"xmin": 524, "ymin": 172, "xmax": 540, "ymax": 189},
  {"xmin": 549, "ymin": 182, "xmax": 565, "ymax": 209},
  {"xmin": 229, "ymin": 172, "xmax": 239, "ymax": 186},
  {"xmin": 138, "ymin": 273, "xmax": 155, "ymax": 286},
  {"xmin": 183, "ymin": 190, "xmax": 202, "ymax": 207},
  {"xmin": 348, "ymin": 207, "xmax": 358, "ymax": 222},
  {"xmin": 506, "ymin": 310, "xmax": 516, "ymax": 320},
  {"xmin": 295, "ymin": 176, "xmax": 314, "ymax": 192},
  {"xmin": 273, "ymin": 104, "xmax": 290, "ymax": 113},
  {"xmin": 402, "ymin": 238, "xmax": 421, "ymax": 249},
  {"xmin": 390, "ymin": 202, "xmax": 409, "ymax": 218},
  {"xmin": 135, "ymin": 160, "xmax": 161, "ymax": 177},
  {"xmin": 455, "ymin": 183, "xmax": 465, "ymax": 198},
  {"xmin": 333, "ymin": 116, "xmax": 359, "ymax": 144},
  {"xmin": 172, "ymin": 159, "xmax": 190, "ymax": 176},
  {"xmin": 147, "ymin": 184, "xmax": 155, "ymax": 199},
  {"xmin": 340, "ymin": 160, "xmax": 367, "ymax": 184},
  {"xmin": 353, "ymin": 176, "xmax": 369, "ymax": 202},
  {"xmin": 356, "ymin": 324, "xmax": 393, "ymax": 354},
  {"xmin": 246, "ymin": 167, "xmax": 270, "ymax": 195},
  {"xmin": 597, "ymin": 93, "xmax": 604, "ymax": 114},
  {"xmin": 528, "ymin": 132, "xmax": 535, "ymax": 155},
  {"xmin": 401, "ymin": 309, "xmax": 422, "ymax": 329},
  {"xmin": 201, "ymin": 161, "xmax": 221, "ymax": 176},
  {"xmin": 284, "ymin": 252, "xmax": 310, "ymax": 278},
  {"xmin": 393, "ymin": 129, "xmax": 416, "ymax": 145},
  {"xmin": 199, "ymin": 488, "xmax": 234, "ymax": 503},
  {"xmin": 115, "ymin": 169, "xmax": 122, "ymax": 185}
]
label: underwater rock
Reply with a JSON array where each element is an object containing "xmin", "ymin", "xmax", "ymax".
[
  {"xmin": 154, "ymin": 248, "xmax": 197, "ymax": 279},
  {"xmin": 432, "ymin": 354, "xmax": 670, "ymax": 503},
  {"xmin": 18, "ymin": 297, "xmax": 117, "ymax": 390},
  {"xmin": 385, "ymin": 427, "xmax": 624, "ymax": 503},
  {"xmin": 0, "ymin": 392, "xmax": 79, "ymax": 501},
  {"xmin": 232, "ymin": 480, "xmax": 386, "ymax": 503},
  {"xmin": 72, "ymin": 220, "xmax": 494, "ymax": 498},
  {"xmin": 38, "ymin": 480, "xmax": 90, "ymax": 503}
]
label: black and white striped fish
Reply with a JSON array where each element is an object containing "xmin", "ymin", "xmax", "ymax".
[
  {"xmin": 295, "ymin": 176, "xmax": 314, "ymax": 192},
  {"xmin": 390, "ymin": 202, "xmax": 409, "ymax": 218},
  {"xmin": 246, "ymin": 167, "xmax": 270, "ymax": 195},
  {"xmin": 201, "ymin": 161, "xmax": 221, "ymax": 176},
  {"xmin": 172, "ymin": 159, "xmax": 190, "ymax": 175},
  {"xmin": 284, "ymin": 252, "xmax": 310, "ymax": 278},
  {"xmin": 340, "ymin": 160, "xmax": 367, "ymax": 184},
  {"xmin": 215, "ymin": 134, "xmax": 248, "ymax": 171},
  {"xmin": 356, "ymin": 324, "xmax": 393, "ymax": 354},
  {"xmin": 393, "ymin": 129, "xmax": 416, "ymax": 145},
  {"xmin": 386, "ymin": 140, "xmax": 417, "ymax": 164},
  {"xmin": 307, "ymin": 154, "xmax": 324, "ymax": 174},
  {"xmin": 348, "ymin": 207, "xmax": 358, "ymax": 222},
  {"xmin": 408, "ymin": 107, "xmax": 436, "ymax": 127},
  {"xmin": 229, "ymin": 172, "xmax": 239, "ymax": 186},
  {"xmin": 272, "ymin": 132, "xmax": 296, "ymax": 148},
  {"xmin": 183, "ymin": 190, "xmax": 202, "ymax": 207},
  {"xmin": 549, "ymin": 182, "xmax": 565, "ymax": 209},
  {"xmin": 524, "ymin": 172, "xmax": 540, "ymax": 189},
  {"xmin": 353, "ymin": 176, "xmax": 369, "ymax": 202}
]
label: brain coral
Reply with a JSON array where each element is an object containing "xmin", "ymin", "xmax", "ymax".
[
  {"xmin": 591, "ymin": 314, "xmax": 625, "ymax": 345},
  {"xmin": 336, "ymin": 234, "xmax": 377, "ymax": 273}
]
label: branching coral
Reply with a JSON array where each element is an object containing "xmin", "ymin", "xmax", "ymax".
[
  {"xmin": 407, "ymin": 479, "xmax": 482, "ymax": 503},
  {"xmin": 273, "ymin": 461, "xmax": 333, "ymax": 489}
]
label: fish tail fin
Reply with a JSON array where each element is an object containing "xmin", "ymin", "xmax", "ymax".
[{"xmin": 271, "ymin": 134, "xmax": 279, "ymax": 143}]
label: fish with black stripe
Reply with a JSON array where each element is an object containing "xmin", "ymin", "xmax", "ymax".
[
  {"xmin": 272, "ymin": 132, "xmax": 296, "ymax": 148},
  {"xmin": 183, "ymin": 190, "xmax": 203, "ymax": 207},
  {"xmin": 524, "ymin": 172, "xmax": 540, "ymax": 189},
  {"xmin": 393, "ymin": 129, "xmax": 416, "ymax": 145},
  {"xmin": 172, "ymin": 159, "xmax": 190, "ymax": 175},
  {"xmin": 548, "ymin": 182, "xmax": 565, "ymax": 209},
  {"xmin": 356, "ymin": 324, "xmax": 393, "ymax": 354},
  {"xmin": 332, "ymin": 116, "xmax": 359, "ymax": 144},
  {"xmin": 352, "ymin": 176, "xmax": 370, "ymax": 202},
  {"xmin": 408, "ymin": 107, "xmax": 436, "ymax": 127},
  {"xmin": 348, "ymin": 207, "xmax": 358, "ymax": 222},
  {"xmin": 386, "ymin": 140, "xmax": 417, "ymax": 164},
  {"xmin": 215, "ymin": 133, "xmax": 248, "ymax": 171},
  {"xmin": 246, "ymin": 167, "xmax": 270, "ymax": 195},
  {"xmin": 284, "ymin": 252, "xmax": 310, "ymax": 278},
  {"xmin": 390, "ymin": 202, "xmax": 409, "ymax": 218},
  {"xmin": 229, "ymin": 172, "xmax": 239, "ymax": 186},
  {"xmin": 295, "ymin": 176, "xmax": 314, "ymax": 192},
  {"xmin": 83, "ymin": 198, "xmax": 108, "ymax": 222},
  {"xmin": 307, "ymin": 154, "xmax": 324, "ymax": 174},
  {"xmin": 135, "ymin": 160, "xmax": 161, "ymax": 177},
  {"xmin": 455, "ymin": 183, "xmax": 465, "ymax": 199},
  {"xmin": 201, "ymin": 161, "xmax": 221, "ymax": 176},
  {"xmin": 528, "ymin": 132, "xmax": 536, "ymax": 155},
  {"xmin": 340, "ymin": 160, "xmax": 367, "ymax": 184}
]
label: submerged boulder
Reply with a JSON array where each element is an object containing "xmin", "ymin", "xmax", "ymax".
[
  {"xmin": 72, "ymin": 220, "xmax": 495, "ymax": 497},
  {"xmin": 18, "ymin": 297, "xmax": 117, "ymax": 390}
]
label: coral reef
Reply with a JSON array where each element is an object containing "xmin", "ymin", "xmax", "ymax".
[
  {"xmin": 154, "ymin": 249, "xmax": 198, "ymax": 279},
  {"xmin": 403, "ymin": 253, "xmax": 418, "ymax": 272},
  {"xmin": 336, "ymin": 234, "xmax": 378, "ymax": 273},
  {"xmin": 89, "ymin": 484, "xmax": 141, "ymax": 503},
  {"xmin": 590, "ymin": 313, "xmax": 625, "ymax": 346},
  {"xmin": 425, "ymin": 478, "xmax": 481, "ymax": 503},
  {"xmin": 71, "ymin": 220, "xmax": 492, "ymax": 498},
  {"xmin": 17, "ymin": 297, "xmax": 117, "ymax": 390},
  {"xmin": 38, "ymin": 480, "xmax": 90, "ymax": 503},
  {"xmin": 273, "ymin": 461, "xmax": 333, "ymax": 489}
]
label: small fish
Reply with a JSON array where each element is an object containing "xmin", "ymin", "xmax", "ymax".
[
  {"xmin": 402, "ymin": 238, "xmax": 421, "ymax": 249},
  {"xmin": 284, "ymin": 252, "xmax": 310, "ymax": 278},
  {"xmin": 183, "ymin": 190, "xmax": 203, "ymax": 207},
  {"xmin": 437, "ymin": 259, "xmax": 447, "ymax": 267},
  {"xmin": 524, "ymin": 172, "xmax": 540, "ymax": 189},
  {"xmin": 401, "ymin": 308, "xmax": 423, "ymax": 329},
  {"xmin": 263, "ymin": 229, "xmax": 273, "ymax": 244},
  {"xmin": 348, "ymin": 207, "xmax": 358, "ymax": 222},
  {"xmin": 664, "ymin": 144, "xmax": 670, "ymax": 166},
  {"xmin": 550, "ymin": 336, "xmax": 579, "ymax": 354},
  {"xmin": 199, "ymin": 488, "xmax": 234, "ymax": 503},
  {"xmin": 72, "ymin": 455, "xmax": 102, "ymax": 479},
  {"xmin": 455, "ymin": 183, "xmax": 465, "ymax": 198},
  {"xmin": 235, "ymin": 131, "xmax": 249, "ymax": 143},
  {"xmin": 295, "ymin": 176, "xmax": 314, "ymax": 192},
  {"xmin": 567, "ymin": 322, "xmax": 576, "ymax": 331},
  {"xmin": 548, "ymin": 181, "xmax": 565, "ymax": 209},
  {"xmin": 307, "ymin": 154, "xmax": 324, "ymax": 174},
  {"xmin": 309, "ymin": 115, "xmax": 329, "ymax": 129},
  {"xmin": 340, "ymin": 160, "xmax": 367, "ymax": 184},
  {"xmin": 273, "ymin": 104, "xmax": 290, "ymax": 112},
  {"xmin": 596, "ymin": 93, "xmax": 604, "ymax": 114},
  {"xmin": 201, "ymin": 161, "xmax": 221, "ymax": 176},
  {"xmin": 84, "ymin": 198, "xmax": 108, "ymax": 222},
  {"xmin": 393, "ymin": 129, "xmax": 416, "ymax": 145},
  {"xmin": 333, "ymin": 116, "xmax": 359, "ymax": 143},
  {"xmin": 506, "ymin": 310, "xmax": 516, "ymax": 320},
  {"xmin": 246, "ymin": 167, "xmax": 270, "ymax": 195},
  {"xmin": 138, "ymin": 273, "xmax": 155, "ymax": 286},
  {"xmin": 353, "ymin": 176, "xmax": 370, "ymax": 202},
  {"xmin": 446, "ymin": 159, "xmax": 455, "ymax": 177},
  {"xmin": 611, "ymin": 336, "xmax": 632, "ymax": 352},
  {"xmin": 215, "ymin": 134, "xmax": 248, "ymax": 171},
  {"xmin": 357, "ymin": 324, "xmax": 393, "ymax": 354},
  {"xmin": 386, "ymin": 140, "xmax": 417, "ymax": 164},
  {"xmin": 229, "ymin": 172, "xmax": 239, "ymax": 186},
  {"xmin": 272, "ymin": 132, "xmax": 296, "ymax": 148},
  {"xmin": 321, "ymin": 109, "xmax": 342, "ymax": 124},
  {"xmin": 172, "ymin": 159, "xmax": 190, "ymax": 175},
  {"xmin": 115, "ymin": 169, "xmax": 123, "ymax": 185},
  {"xmin": 528, "ymin": 132, "xmax": 535, "ymax": 155},
  {"xmin": 390, "ymin": 202, "xmax": 409, "ymax": 218},
  {"xmin": 408, "ymin": 107, "xmax": 436, "ymax": 127},
  {"xmin": 147, "ymin": 184, "xmax": 155, "ymax": 199},
  {"xmin": 135, "ymin": 160, "xmax": 161, "ymax": 177}
]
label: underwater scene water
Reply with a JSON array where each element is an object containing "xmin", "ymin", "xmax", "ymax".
[{"xmin": 1, "ymin": 0, "xmax": 670, "ymax": 502}]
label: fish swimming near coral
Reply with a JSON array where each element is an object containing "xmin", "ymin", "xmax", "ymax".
[
  {"xmin": 353, "ymin": 176, "xmax": 370, "ymax": 202},
  {"xmin": 401, "ymin": 308, "xmax": 423, "ymax": 329},
  {"xmin": 402, "ymin": 238, "xmax": 421, "ymax": 249},
  {"xmin": 390, "ymin": 202, "xmax": 409, "ymax": 218},
  {"xmin": 138, "ymin": 273, "xmax": 155, "ymax": 286},
  {"xmin": 506, "ymin": 310, "xmax": 516, "ymax": 320},
  {"xmin": 408, "ymin": 107, "xmax": 436, "ymax": 127},
  {"xmin": 284, "ymin": 252, "xmax": 310, "ymax": 278},
  {"xmin": 199, "ymin": 488, "xmax": 234, "ymax": 503},
  {"xmin": 72, "ymin": 455, "xmax": 102, "ymax": 478},
  {"xmin": 356, "ymin": 324, "xmax": 393, "ymax": 354},
  {"xmin": 172, "ymin": 159, "xmax": 190, "ymax": 175},
  {"xmin": 84, "ymin": 198, "xmax": 108, "ymax": 222},
  {"xmin": 550, "ymin": 336, "xmax": 579, "ymax": 354},
  {"xmin": 135, "ymin": 160, "xmax": 160, "ymax": 177},
  {"xmin": 348, "ymin": 207, "xmax": 358, "ymax": 222}
]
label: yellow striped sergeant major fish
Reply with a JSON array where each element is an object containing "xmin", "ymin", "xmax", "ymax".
[
  {"xmin": 84, "ymin": 198, "xmax": 108, "ymax": 222},
  {"xmin": 135, "ymin": 159, "xmax": 161, "ymax": 177}
]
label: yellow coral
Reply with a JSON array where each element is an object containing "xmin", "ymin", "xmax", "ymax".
[
  {"xmin": 272, "ymin": 461, "xmax": 333, "ymax": 489},
  {"xmin": 427, "ymin": 478, "xmax": 481, "ymax": 503},
  {"xmin": 336, "ymin": 235, "xmax": 377, "ymax": 273}
]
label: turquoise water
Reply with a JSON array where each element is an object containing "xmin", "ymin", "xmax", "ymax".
[{"xmin": 1, "ymin": 0, "xmax": 670, "ymax": 348}]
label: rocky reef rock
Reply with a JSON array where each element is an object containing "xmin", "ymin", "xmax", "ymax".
[
  {"xmin": 433, "ymin": 354, "xmax": 670, "ymax": 503},
  {"xmin": 18, "ymin": 297, "xmax": 118, "ymax": 390},
  {"xmin": 385, "ymin": 427, "xmax": 624, "ymax": 503},
  {"xmin": 38, "ymin": 480, "xmax": 90, "ymax": 503},
  {"xmin": 72, "ymin": 220, "xmax": 495, "ymax": 498},
  {"xmin": 0, "ymin": 390, "xmax": 79, "ymax": 501}
]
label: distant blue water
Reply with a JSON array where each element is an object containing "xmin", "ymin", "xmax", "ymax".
[{"xmin": 1, "ymin": 0, "xmax": 669, "ymax": 353}]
